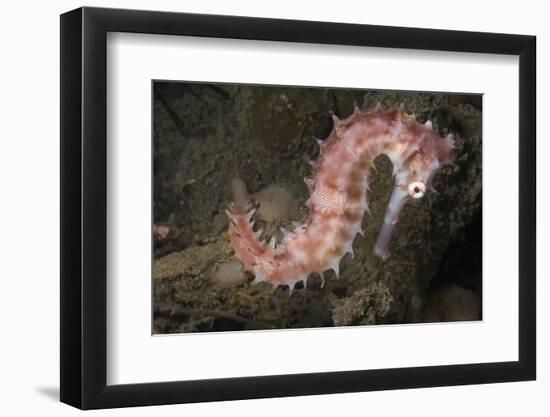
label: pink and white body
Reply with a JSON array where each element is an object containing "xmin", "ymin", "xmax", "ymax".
[{"xmin": 226, "ymin": 104, "xmax": 454, "ymax": 289}]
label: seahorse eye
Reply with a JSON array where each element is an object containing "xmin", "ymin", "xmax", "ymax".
[{"xmin": 408, "ymin": 181, "xmax": 426, "ymax": 199}]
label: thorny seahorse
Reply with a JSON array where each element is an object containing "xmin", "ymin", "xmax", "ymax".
[{"xmin": 226, "ymin": 104, "xmax": 455, "ymax": 289}]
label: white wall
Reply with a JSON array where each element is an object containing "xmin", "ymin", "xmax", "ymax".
[{"xmin": 0, "ymin": 0, "xmax": 546, "ymax": 415}]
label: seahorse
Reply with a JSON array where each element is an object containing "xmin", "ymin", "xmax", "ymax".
[{"xmin": 226, "ymin": 104, "xmax": 454, "ymax": 289}]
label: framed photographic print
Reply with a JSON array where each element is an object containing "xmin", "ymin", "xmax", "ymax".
[{"xmin": 60, "ymin": 6, "xmax": 536, "ymax": 409}]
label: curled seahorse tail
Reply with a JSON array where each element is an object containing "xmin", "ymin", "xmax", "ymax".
[{"xmin": 226, "ymin": 178, "xmax": 273, "ymax": 281}]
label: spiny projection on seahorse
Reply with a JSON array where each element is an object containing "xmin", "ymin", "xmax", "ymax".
[{"xmin": 226, "ymin": 103, "xmax": 455, "ymax": 289}]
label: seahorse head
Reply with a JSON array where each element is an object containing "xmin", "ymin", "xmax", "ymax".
[
  {"xmin": 374, "ymin": 124, "xmax": 455, "ymax": 259},
  {"xmin": 399, "ymin": 128, "xmax": 455, "ymax": 199}
]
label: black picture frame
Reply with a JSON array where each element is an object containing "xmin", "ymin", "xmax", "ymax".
[{"xmin": 60, "ymin": 6, "xmax": 536, "ymax": 410}]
